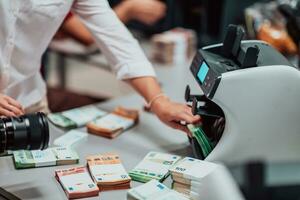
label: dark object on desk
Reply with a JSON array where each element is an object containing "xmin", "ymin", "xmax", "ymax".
[
  {"xmin": 0, "ymin": 112, "xmax": 49, "ymax": 153},
  {"xmin": 47, "ymin": 87, "xmax": 107, "ymax": 112},
  {"xmin": 278, "ymin": 3, "xmax": 300, "ymax": 66},
  {"xmin": 229, "ymin": 161, "xmax": 300, "ymax": 200},
  {"xmin": 0, "ymin": 188, "xmax": 21, "ymax": 200},
  {"xmin": 278, "ymin": 3, "xmax": 300, "ymax": 47}
]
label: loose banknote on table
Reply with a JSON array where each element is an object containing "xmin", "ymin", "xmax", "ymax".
[
  {"xmin": 127, "ymin": 179, "xmax": 188, "ymax": 200},
  {"xmin": 13, "ymin": 147, "xmax": 79, "ymax": 169},
  {"xmin": 87, "ymin": 153, "xmax": 131, "ymax": 191},
  {"xmin": 54, "ymin": 130, "xmax": 88, "ymax": 147},
  {"xmin": 169, "ymin": 157, "xmax": 219, "ymax": 199},
  {"xmin": 129, "ymin": 151, "xmax": 181, "ymax": 183},
  {"xmin": 55, "ymin": 166, "xmax": 99, "ymax": 199},
  {"xmin": 48, "ymin": 105, "xmax": 107, "ymax": 129}
]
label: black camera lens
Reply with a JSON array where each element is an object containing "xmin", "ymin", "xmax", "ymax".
[{"xmin": 0, "ymin": 112, "xmax": 49, "ymax": 153}]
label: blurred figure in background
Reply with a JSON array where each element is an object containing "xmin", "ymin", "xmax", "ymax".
[{"xmin": 57, "ymin": 0, "xmax": 167, "ymax": 46}]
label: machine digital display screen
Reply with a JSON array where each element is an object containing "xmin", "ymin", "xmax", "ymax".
[{"xmin": 197, "ymin": 61, "xmax": 209, "ymax": 83}]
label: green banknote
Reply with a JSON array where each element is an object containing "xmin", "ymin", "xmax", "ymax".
[
  {"xmin": 47, "ymin": 105, "xmax": 107, "ymax": 129},
  {"xmin": 129, "ymin": 152, "xmax": 181, "ymax": 183},
  {"xmin": 47, "ymin": 113, "xmax": 77, "ymax": 129},
  {"xmin": 13, "ymin": 150, "xmax": 35, "ymax": 169},
  {"xmin": 187, "ymin": 124, "xmax": 213, "ymax": 157},
  {"xmin": 13, "ymin": 147, "xmax": 79, "ymax": 169}
]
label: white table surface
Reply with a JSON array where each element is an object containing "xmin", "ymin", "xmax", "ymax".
[{"xmin": 0, "ymin": 52, "xmax": 202, "ymax": 199}]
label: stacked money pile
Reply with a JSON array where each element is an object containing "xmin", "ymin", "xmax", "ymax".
[
  {"xmin": 87, "ymin": 107, "xmax": 139, "ymax": 139},
  {"xmin": 87, "ymin": 153, "xmax": 131, "ymax": 191},
  {"xmin": 151, "ymin": 28, "xmax": 197, "ymax": 64},
  {"xmin": 169, "ymin": 157, "xmax": 218, "ymax": 199},
  {"xmin": 13, "ymin": 147, "xmax": 79, "ymax": 169},
  {"xmin": 127, "ymin": 179, "xmax": 188, "ymax": 200},
  {"xmin": 188, "ymin": 124, "xmax": 213, "ymax": 158},
  {"xmin": 129, "ymin": 152, "xmax": 181, "ymax": 183},
  {"xmin": 48, "ymin": 105, "xmax": 107, "ymax": 129},
  {"xmin": 55, "ymin": 166, "xmax": 99, "ymax": 199}
]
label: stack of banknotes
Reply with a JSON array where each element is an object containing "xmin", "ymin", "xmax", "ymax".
[
  {"xmin": 129, "ymin": 152, "xmax": 181, "ymax": 183},
  {"xmin": 169, "ymin": 157, "xmax": 218, "ymax": 199},
  {"xmin": 151, "ymin": 28, "xmax": 197, "ymax": 64},
  {"xmin": 55, "ymin": 166, "xmax": 99, "ymax": 199},
  {"xmin": 87, "ymin": 153, "xmax": 131, "ymax": 191},
  {"xmin": 188, "ymin": 124, "xmax": 213, "ymax": 158},
  {"xmin": 86, "ymin": 107, "xmax": 139, "ymax": 139},
  {"xmin": 127, "ymin": 179, "xmax": 188, "ymax": 200},
  {"xmin": 13, "ymin": 147, "xmax": 79, "ymax": 169},
  {"xmin": 48, "ymin": 105, "xmax": 107, "ymax": 129}
]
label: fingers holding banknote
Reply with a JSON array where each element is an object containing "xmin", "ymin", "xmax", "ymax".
[{"xmin": 151, "ymin": 97, "xmax": 201, "ymax": 135}]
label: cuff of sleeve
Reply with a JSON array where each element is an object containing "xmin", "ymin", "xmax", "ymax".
[{"xmin": 115, "ymin": 61, "xmax": 156, "ymax": 80}]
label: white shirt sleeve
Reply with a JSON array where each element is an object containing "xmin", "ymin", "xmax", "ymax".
[{"xmin": 72, "ymin": 0, "xmax": 156, "ymax": 80}]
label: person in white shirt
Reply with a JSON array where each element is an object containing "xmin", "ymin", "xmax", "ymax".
[{"xmin": 0, "ymin": 0, "xmax": 200, "ymax": 133}]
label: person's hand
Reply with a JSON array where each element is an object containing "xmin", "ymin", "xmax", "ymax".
[
  {"xmin": 0, "ymin": 94, "xmax": 24, "ymax": 117},
  {"xmin": 151, "ymin": 96, "xmax": 201, "ymax": 136},
  {"xmin": 125, "ymin": 0, "xmax": 166, "ymax": 25}
]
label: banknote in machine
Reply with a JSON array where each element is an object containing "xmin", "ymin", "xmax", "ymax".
[
  {"xmin": 87, "ymin": 153, "xmax": 131, "ymax": 191},
  {"xmin": 187, "ymin": 124, "xmax": 213, "ymax": 157},
  {"xmin": 48, "ymin": 105, "xmax": 107, "ymax": 129},
  {"xmin": 129, "ymin": 152, "xmax": 181, "ymax": 183},
  {"xmin": 87, "ymin": 107, "xmax": 139, "ymax": 139},
  {"xmin": 54, "ymin": 130, "xmax": 88, "ymax": 147},
  {"xmin": 127, "ymin": 179, "xmax": 188, "ymax": 200},
  {"xmin": 55, "ymin": 166, "xmax": 99, "ymax": 199}
]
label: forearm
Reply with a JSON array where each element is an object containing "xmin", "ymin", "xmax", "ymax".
[
  {"xmin": 127, "ymin": 76, "xmax": 163, "ymax": 103},
  {"xmin": 113, "ymin": 1, "xmax": 132, "ymax": 24}
]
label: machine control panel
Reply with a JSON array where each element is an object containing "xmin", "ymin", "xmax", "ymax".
[{"xmin": 190, "ymin": 51, "xmax": 220, "ymax": 99}]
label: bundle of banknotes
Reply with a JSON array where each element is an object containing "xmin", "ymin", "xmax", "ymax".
[
  {"xmin": 48, "ymin": 105, "xmax": 107, "ymax": 129},
  {"xmin": 87, "ymin": 153, "xmax": 131, "ymax": 191},
  {"xmin": 127, "ymin": 179, "xmax": 188, "ymax": 200},
  {"xmin": 188, "ymin": 124, "xmax": 213, "ymax": 158},
  {"xmin": 86, "ymin": 107, "xmax": 139, "ymax": 139},
  {"xmin": 169, "ymin": 157, "xmax": 218, "ymax": 199},
  {"xmin": 129, "ymin": 152, "xmax": 181, "ymax": 183},
  {"xmin": 151, "ymin": 28, "xmax": 197, "ymax": 64},
  {"xmin": 13, "ymin": 147, "xmax": 79, "ymax": 169},
  {"xmin": 55, "ymin": 166, "xmax": 99, "ymax": 199}
]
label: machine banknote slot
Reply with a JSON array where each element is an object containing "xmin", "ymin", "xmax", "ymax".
[{"xmin": 185, "ymin": 85, "xmax": 225, "ymax": 159}]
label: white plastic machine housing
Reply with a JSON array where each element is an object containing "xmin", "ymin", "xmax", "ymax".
[{"xmin": 193, "ymin": 40, "xmax": 300, "ymax": 164}]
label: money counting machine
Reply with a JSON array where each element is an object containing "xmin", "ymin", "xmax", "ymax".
[{"xmin": 186, "ymin": 25, "xmax": 300, "ymax": 164}]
